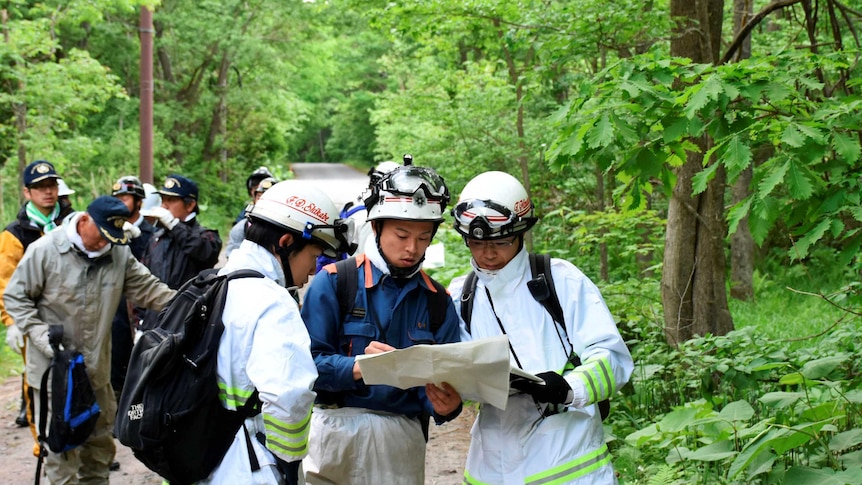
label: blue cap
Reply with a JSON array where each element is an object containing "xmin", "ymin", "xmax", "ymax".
[
  {"xmin": 23, "ymin": 160, "xmax": 60, "ymax": 187},
  {"xmin": 87, "ymin": 196, "xmax": 131, "ymax": 245},
  {"xmin": 157, "ymin": 174, "xmax": 198, "ymax": 200}
]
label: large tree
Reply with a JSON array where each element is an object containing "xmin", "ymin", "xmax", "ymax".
[
  {"xmin": 551, "ymin": 0, "xmax": 862, "ymax": 344},
  {"xmin": 661, "ymin": 0, "xmax": 732, "ymax": 344}
]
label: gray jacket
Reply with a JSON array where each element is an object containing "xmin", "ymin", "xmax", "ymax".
[{"xmin": 4, "ymin": 220, "xmax": 175, "ymax": 389}]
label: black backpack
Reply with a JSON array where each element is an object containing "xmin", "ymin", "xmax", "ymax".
[
  {"xmin": 114, "ymin": 269, "xmax": 264, "ymax": 485},
  {"xmin": 460, "ymin": 253, "xmax": 610, "ymax": 420},
  {"xmin": 36, "ymin": 325, "xmax": 101, "ymax": 482}
]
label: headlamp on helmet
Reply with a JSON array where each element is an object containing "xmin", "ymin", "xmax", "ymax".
[{"xmin": 452, "ymin": 171, "xmax": 537, "ymax": 240}]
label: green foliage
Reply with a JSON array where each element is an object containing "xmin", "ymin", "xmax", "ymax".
[{"xmin": 551, "ymin": 48, "xmax": 862, "ymax": 263}]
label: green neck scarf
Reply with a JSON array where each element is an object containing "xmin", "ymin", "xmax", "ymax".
[{"xmin": 26, "ymin": 201, "xmax": 61, "ymax": 232}]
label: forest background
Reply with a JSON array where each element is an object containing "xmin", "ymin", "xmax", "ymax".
[{"xmin": 1, "ymin": 0, "xmax": 861, "ymax": 483}]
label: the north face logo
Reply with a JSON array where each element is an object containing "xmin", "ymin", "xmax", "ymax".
[{"xmin": 127, "ymin": 403, "xmax": 144, "ymax": 421}]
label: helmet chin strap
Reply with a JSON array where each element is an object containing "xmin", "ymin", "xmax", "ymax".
[{"xmin": 275, "ymin": 243, "xmax": 297, "ymax": 289}]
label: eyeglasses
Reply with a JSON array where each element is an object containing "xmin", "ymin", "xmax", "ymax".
[{"xmin": 465, "ymin": 238, "xmax": 516, "ymax": 251}]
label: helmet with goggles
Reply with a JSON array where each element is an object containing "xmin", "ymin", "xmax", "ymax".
[
  {"xmin": 254, "ymin": 176, "xmax": 278, "ymax": 194},
  {"xmin": 367, "ymin": 160, "xmax": 400, "ymax": 188},
  {"xmin": 249, "ymin": 180, "xmax": 355, "ymax": 258},
  {"xmin": 112, "ymin": 176, "xmax": 146, "ymax": 199},
  {"xmin": 453, "ymin": 171, "xmax": 537, "ymax": 240},
  {"xmin": 246, "ymin": 166, "xmax": 274, "ymax": 195},
  {"xmin": 364, "ymin": 155, "xmax": 450, "ymax": 224}
]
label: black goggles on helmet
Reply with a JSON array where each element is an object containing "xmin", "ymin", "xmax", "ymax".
[
  {"xmin": 380, "ymin": 166, "xmax": 450, "ymax": 203},
  {"xmin": 453, "ymin": 199, "xmax": 519, "ymax": 239},
  {"xmin": 113, "ymin": 180, "xmax": 145, "ymax": 197}
]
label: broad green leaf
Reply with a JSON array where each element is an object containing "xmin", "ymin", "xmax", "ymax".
[
  {"xmin": 759, "ymin": 391, "xmax": 804, "ymax": 408},
  {"xmin": 687, "ymin": 440, "xmax": 736, "ymax": 462},
  {"xmin": 657, "ymin": 407, "xmax": 698, "ymax": 434},
  {"xmin": 727, "ymin": 198, "xmax": 752, "ymax": 236},
  {"xmin": 625, "ymin": 423, "xmax": 660, "ymax": 447},
  {"xmin": 772, "ymin": 421, "xmax": 827, "ymax": 455},
  {"xmin": 691, "ymin": 162, "xmax": 719, "ymax": 195},
  {"xmin": 794, "ymin": 218, "xmax": 831, "ymax": 259},
  {"xmin": 796, "ymin": 123, "xmax": 826, "ymax": 144},
  {"xmin": 745, "ymin": 450, "xmax": 777, "ymax": 479},
  {"xmin": 683, "ymin": 75, "xmax": 722, "ymax": 119},
  {"xmin": 728, "ymin": 428, "xmax": 780, "ymax": 479},
  {"xmin": 781, "ymin": 124, "xmax": 805, "ymax": 148},
  {"xmin": 829, "ymin": 428, "xmax": 862, "ymax": 453},
  {"xmin": 719, "ymin": 400, "xmax": 755, "ymax": 422},
  {"xmin": 845, "ymin": 389, "xmax": 862, "ymax": 403},
  {"xmin": 723, "ymin": 135, "xmax": 753, "ymax": 180},
  {"xmin": 662, "ymin": 116, "xmax": 689, "ymax": 142},
  {"xmin": 833, "ymin": 132, "xmax": 861, "ymax": 163},
  {"xmin": 784, "ymin": 465, "xmax": 862, "ymax": 485},
  {"xmin": 786, "ymin": 161, "xmax": 814, "ymax": 200},
  {"xmin": 750, "ymin": 362, "xmax": 790, "ymax": 372},
  {"xmin": 757, "ymin": 160, "xmax": 789, "ymax": 199},
  {"xmin": 765, "ymin": 82, "xmax": 792, "ymax": 102},
  {"xmin": 586, "ymin": 113, "xmax": 615, "ymax": 149},
  {"xmin": 800, "ymin": 354, "xmax": 849, "ymax": 379}
]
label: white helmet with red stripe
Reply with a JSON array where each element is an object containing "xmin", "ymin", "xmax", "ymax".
[
  {"xmin": 452, "ymin": 171, "xmax": 537, "ymax": 240},
  {"xmin": 364, "ymin": 155, "xmax": 450, "ymax": 224},
  {"xmin": 249, "ymin": 180, "xmax": 354, "ymax": 257}
]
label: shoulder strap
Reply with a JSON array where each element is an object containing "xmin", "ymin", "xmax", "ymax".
[
  {"xmin": 334, "ymin": 257, "xmax": 360, "ymax": 318},
  {"xmin": 460, "ymin": 271, "xmax": 478, "ymax": 334},
  {"xmin": 529, "ymin": 253, "xmax": 566, "ymax": 337},
  {"xmin": 426, "ymin": 278, "xmax": 448, "ymax": 333}
]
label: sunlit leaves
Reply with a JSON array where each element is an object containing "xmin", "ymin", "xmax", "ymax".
[{"xmin": 551, "ymin": 48, "xmax": 862, "ymax": 260}]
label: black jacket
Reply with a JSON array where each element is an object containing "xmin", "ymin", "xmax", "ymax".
[{"xmin": 141, "ymin": 217, "xmax": 222, "ymax": 290}]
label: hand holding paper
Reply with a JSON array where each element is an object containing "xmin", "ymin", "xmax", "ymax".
[{"xmin": 356, "ymin": 335, "xmax": 515, "ymax": 410}]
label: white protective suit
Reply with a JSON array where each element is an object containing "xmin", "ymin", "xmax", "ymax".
[
  {"xmin": 200, "ymin": 240, "xmax": 318, "ymax": 484},
  {"xmin": 448, "ymin": 249, "xmax": 634, "ymax": 485}
]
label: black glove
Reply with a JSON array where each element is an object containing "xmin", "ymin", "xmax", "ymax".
[{"xmin": 511, "ymin": 371, "xmax": 571, "ymax": 404}]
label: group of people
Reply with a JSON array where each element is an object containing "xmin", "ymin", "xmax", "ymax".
[
  {"xmin": 0, "ymin": 160, "xmax": 223, "ymax": 484},
  {"xmin": 2, "ymin": 157, "xmax": 633, "ymax": 485}
]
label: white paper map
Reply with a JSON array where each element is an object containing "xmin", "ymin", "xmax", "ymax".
[{"xmin": 356, "ymin": 335, "xmax": 535, "ymax": 410}]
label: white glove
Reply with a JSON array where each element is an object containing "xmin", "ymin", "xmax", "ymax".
[
  {"xmin": 147, "ymin": 207, "xmax": 179, "ymax": 230},
  {"xmin": 5, "ymin": 325, "xmax": 24, "ymax": 354},
  {"xmin": 123, "ymin": 221, "xmax": 142, "ymax": 239}
]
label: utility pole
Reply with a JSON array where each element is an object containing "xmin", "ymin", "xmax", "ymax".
[{"xmin": 139, "ymin": 7, "xmax": 154, "ymax": 184}]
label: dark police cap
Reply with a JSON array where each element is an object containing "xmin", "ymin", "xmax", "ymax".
[
  {"xmin": 23, "ymin": 160, "xmax": 60, "ymax": 187},
  {"xmin": 157, "ymin": 174, "xmax": 198, "ymax": 200},
  {"xmin": 87, "ymin": 196, "xmax": 131, "ymax": 245}
]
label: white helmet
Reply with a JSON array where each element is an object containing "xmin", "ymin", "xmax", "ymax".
[
  {"xmin": 364, "ymin": 158, "xmax": 450, "ymax": 224},
  {"xmin": 367, "ymin": 160, "xmax": 400, "ymax": 187},
  {"xmin": 57, "ymin": 179, "xmax": 75, "ymax": 197},
  {"xmin": 140, "ymin": 183, "xmax": 162, "ymax": 214},
  {"xmin": 249, "ymin": 180, "xmax": 355, "ymax": 257},
  {"xmin": 453, "ymin": 171, "xmax": 537, "ymax": 240}
]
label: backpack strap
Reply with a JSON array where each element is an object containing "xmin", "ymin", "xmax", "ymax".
[
  {"xmin": 334, "ymin": 257, "xmax": 363, "ymax": 319},
  {"xmin": 529, "ymin": 253, "xmax": 566, "ymax": 336},
  {"xmin": 460, "ymin": 271, "xmax": 479, "ymax": 334},
  {"xmin": 425, "ymin": 277, "xmax": 449, "ymax": 333}
]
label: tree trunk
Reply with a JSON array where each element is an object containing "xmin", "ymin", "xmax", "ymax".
[
  {"xmin": 729, "ymin": 0, "xmax": 755, "ymax": 300},
  {"xmin": 595, "ymin": 163, "xmax": 609, "ymax": 282},
  {"xmin": 203, "ymin": 52, "xmax": 231, "ymax": 167},
  {"xmin": 663, "ymin": 0, "xmax": 733, "ymax": 345}
]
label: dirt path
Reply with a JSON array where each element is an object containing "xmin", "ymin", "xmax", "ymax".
[{"xmin": 0, "ymin": 375, "xmax": 472, "ymax": 484}]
